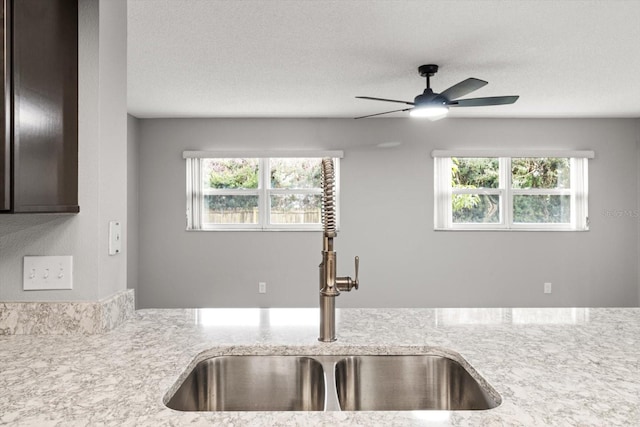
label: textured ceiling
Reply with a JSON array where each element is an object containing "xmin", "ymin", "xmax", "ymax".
[{"xmin": 127, "ymin": 0, "xmax": 640, "ymax": 119}]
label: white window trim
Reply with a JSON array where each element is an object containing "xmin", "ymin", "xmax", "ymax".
[
  {"xmin": 183, "ymin": 150, "xmax": 345, "ymax": 159},
  {"xmin": 431, "ymin": 149, "xmax": 595, "ymax": 159},
  {"xmin": 185, "ymin": 151, "xmax": 343, "ymax": 231},
  {"xmin": 433, "ymin": 150, "xmax": 591, "ymax": 231}
]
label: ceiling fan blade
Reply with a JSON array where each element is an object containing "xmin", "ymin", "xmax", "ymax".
[
  {"xmin": 440, "ymin": 78, "xmax": 488, "ymax": 101},
  {"xmin": 354, "ymin": 108, "xmax": 412, "ymax": 119},
  {"xmin": 356, "ymin": 96, "xmax": 415, "ymax": 106},
  {"xmin": 448, "ymin": 95, "xmax": 519, "ymax": 107}
]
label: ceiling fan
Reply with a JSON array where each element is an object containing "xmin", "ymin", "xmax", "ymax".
[{"xmin": 355, "ymin": 64, "xmax": 519, "ymax": 120}]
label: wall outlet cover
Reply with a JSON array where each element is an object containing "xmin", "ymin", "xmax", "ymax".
[{"xmin": 109, "ymin": 221, "xmax": 122, "ymax": 255}]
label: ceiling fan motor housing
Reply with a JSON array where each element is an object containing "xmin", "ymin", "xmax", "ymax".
[{"xmin": 414, "ymin": 89, "xmax": 447, "ymax": 106}]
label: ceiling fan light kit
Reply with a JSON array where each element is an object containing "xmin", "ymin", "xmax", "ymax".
[
  {"xmin": 355, "ymin": 64, "xmax": 519, "ymax": 119},
  {"xmin": 409, "ymin": 104, "xmax": 449, "ymax": 120}
]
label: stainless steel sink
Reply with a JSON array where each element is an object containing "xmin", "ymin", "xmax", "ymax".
[
  {"xmin": 335, "ymin": 355, "xmax": 500, "ymax": 411},
  {"xmin": 165, "ymin": 353, "xmax": 500, "ymax": 412},
  {"xmin": 165, "ymin": 356, "xmax": 325, "ymax": 411}
]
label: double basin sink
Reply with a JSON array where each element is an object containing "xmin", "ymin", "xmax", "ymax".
[{"xmin": 165, "ymin": 353, "xmax": 501, "ymax": 412}]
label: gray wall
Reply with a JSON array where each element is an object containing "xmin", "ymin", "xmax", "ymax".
[
  {"xmin": 137, "ymin": 117, "xmax": 640, "ymax": 308},
  {"xmin": 127, "ymin": 115, "xmax": 140, "ymax": 304},
  {"xmin": 0, "ymin": 0, "xmax": 128, "ymax": 302}
]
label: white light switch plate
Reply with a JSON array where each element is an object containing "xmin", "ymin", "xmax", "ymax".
[
  {"xmin": 23, "ymin": 256, "xmax": 73, "ymax": 290},
  {"xmin": 109, "ymin": 221, "xmax": 122, "ymax": 255}
]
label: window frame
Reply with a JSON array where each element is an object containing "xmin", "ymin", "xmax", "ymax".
[
  {"xmin": 184, "ymin": 151, "xmax": 343, "ymax": 231},
  {"xmin": 433, "ymin": 150, "xmax": 593, "ymax": 231}
]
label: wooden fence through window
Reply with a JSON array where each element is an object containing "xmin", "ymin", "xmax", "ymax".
[{"xmin": 206, "ymin": 209, "xmax": 321, "ymax": 224}]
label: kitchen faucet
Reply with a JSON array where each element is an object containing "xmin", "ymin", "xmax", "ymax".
[{"xmin": 318, "ymin": 158, "xmax": 359, "ymax": 342}]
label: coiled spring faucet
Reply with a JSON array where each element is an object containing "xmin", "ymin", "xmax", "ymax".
[{"xmin": 319, "ymin": 158, "xmax": 359, "ymax": 342}]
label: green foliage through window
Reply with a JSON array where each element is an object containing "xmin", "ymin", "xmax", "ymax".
[
  {"xmin": 199, "ymin": 157, "xmax": 328, "ymax": 228},
  {"xmin": 451, "ymin": 157, "xmax": 500, "ymax": 223},
  {"xmin": 270, "ymin": 158, "xmax": 321, "ymax": 189},
  {"xmin": 205, "ymin": 159, "xmax": 259, "ymax": 189},
  {"xmin": 513, "ymin": 195, "xmax": 570, "ymax": 223},
  {"xmin": 452, "ymin": 157, "xmax": 499, "ymax": 189},
  {"xmin": 442, "ymin": 156, "xmax": 581, "ymax": 228},
  {"xmin": 512, "ymin": 158, "xmax": 570, "ymax": 189}
]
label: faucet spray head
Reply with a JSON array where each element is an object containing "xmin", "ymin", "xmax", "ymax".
[{"xmin": 321, "ymin": 158, "xmax": 337, "ymax": 237}]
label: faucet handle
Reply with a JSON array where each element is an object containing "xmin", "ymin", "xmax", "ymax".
[{"xmin": 336, "ymin": 256, "xmax": 360, "ymax": 292}]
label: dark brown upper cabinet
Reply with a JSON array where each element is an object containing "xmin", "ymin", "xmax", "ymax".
[
  {"xmin": 1, "ymin": 0, "xmax": 10, "ymax": 211},
  {"xmin": 1, "ymin": 0, "xmax": 78, "ymax": 214}
]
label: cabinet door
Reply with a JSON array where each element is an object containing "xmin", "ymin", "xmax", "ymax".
[
  {"xmin": 12, "ymin": 0, "xmax": 78, "ymax": 213},
  {"xmin": 0, "ymin": 0, "xmax": 9, "ymax": 211}
]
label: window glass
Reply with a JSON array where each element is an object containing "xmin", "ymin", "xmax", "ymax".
[
  {"xmin": 434, "ymin": 154, "xmax": 589, "ymax": 231},
  {"xmin": 187, "ymin": 156, "xmax": 338, "ymax": 231},
  {"xmin": 452, "ymin": 157, "xmax": 499, "ymax": 189},
  {"xmin": 513, "ymin": 195, "xmax": 571, "ymax": 223},
  {"xmin": 512, "ymin": 158, "xmax": 570, "ymax": 189},
  {"xmin": 204, "ymin": 195, "xmax": 259, "ymax": 224},
  {"xmin": 270, "ymin": 158, "xmax": 322, "ymax": 189},
  {"xmin": 270, "ymin": 194, "xmax": 321, "ymax": 224},
  {"xmin": 204, "ymin": 158, "xmax": 259, "ymax": 189},
  {"xmin": 452, "ymin": 194, "xmax": 501, "ymax": 223}
]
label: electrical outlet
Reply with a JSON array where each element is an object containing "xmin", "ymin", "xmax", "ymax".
[
  {"xmin": 108, "ymin": 221, "xmax": 122, "ymax": 255},
  {"xmin": 23, "ymin": 256, "xmax": 73, "ymax": 290},
  {"xmin": 259, "ymin": 282, "xmax": 267, "ymax": 294},
  {"xmin": 544, "ymin": 282, "xmax": 552, "ymax": 294}
]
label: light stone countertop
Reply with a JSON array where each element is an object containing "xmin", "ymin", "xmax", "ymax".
[{"xmin": 0, "ymin": 307, "xmax": 639, "ymax": 426}]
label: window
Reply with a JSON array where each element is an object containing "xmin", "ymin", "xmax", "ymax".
[
  {"xmin": 184, "ymin": 151, "xmax": 342, "ymax": 230},
  {"xmin": 433, "ymin": 150, "xmax": 593, "ymax": 231}
]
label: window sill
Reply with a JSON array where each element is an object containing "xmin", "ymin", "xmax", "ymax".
[
  {"xmin": 434, "ymin": 227, "xmax": 589, "ymax": 232},
  {"xmin": 186, "ymin": 227, "xmax": 331, "ymax": 232}
]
